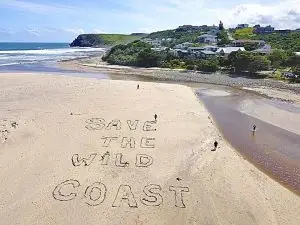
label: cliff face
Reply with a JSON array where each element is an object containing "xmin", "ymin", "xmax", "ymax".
[{"xmin": 70, "ymin": 34, "xmax": 104, "ymax": 47}]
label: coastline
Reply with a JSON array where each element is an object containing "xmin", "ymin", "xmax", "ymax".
[
  {"xmin": 58, "ymin": 55, "xmax": 300, "ymax": 101},
  {"xmin": 0, "ymin": 73, "xmax": 299, "ymax": 225}
]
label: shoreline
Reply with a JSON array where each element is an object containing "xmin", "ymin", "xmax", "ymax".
[{"xmin": 58, "ymin": 55, "xmax": 300, "ymax": 101}]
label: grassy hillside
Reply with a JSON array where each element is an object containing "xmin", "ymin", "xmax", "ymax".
[
  {"xmin": 70, "ymin": 34, "xmax": 144, "ymax": 47},
  {"xmin": 233, "ymin": 27, "xmax": 255, "ymax": 39}
]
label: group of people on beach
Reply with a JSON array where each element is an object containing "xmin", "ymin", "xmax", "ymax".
[{"xmin": 137, "ymin": 83, "xmax": 257, "ymax": 152}]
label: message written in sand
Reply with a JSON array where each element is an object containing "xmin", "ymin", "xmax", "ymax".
[{"xmin": 53, "ymin": 118, "xmax": 190, "ymax": 208}]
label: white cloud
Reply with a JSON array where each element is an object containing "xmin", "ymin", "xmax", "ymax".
[
  {"xmin": 119, "ymin": 0, "xmax": 300, "ymax": 31},
  {"xmin": 215, "ymin": 0, "xmax": 300, "ymax": 29},
  {"xmin": 0, "ymin": 0, "xmax": 76, "ymax": 14}
]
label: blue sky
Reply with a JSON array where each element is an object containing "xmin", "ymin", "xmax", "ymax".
[{"xmin": 0, "ymin": 0, "xmax": 300, "ymax": 42}]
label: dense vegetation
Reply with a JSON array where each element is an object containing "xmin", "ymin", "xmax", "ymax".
[
  {"xmin": 231, "ymin": 28, "xmax": 300, "ymax": 52},
  {"xmin": 233, "ymin": 28, "xmax": 255, "ymax": 39},
  {"xmin": 70, "ymin": 34, "xmax": 144, "ymax": 47},
  {"xmin": 103, "ymin": 40, "xmax": 300, "ymax": 78},
  {"xmin": 147, "ymin": 29, "xmax": 205, "ymax": 48},
  {"xmin": 253, "ymin": 33, "xmax": 300, "ymax": 52}
]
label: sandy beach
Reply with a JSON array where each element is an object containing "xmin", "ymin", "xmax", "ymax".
[{"xmin": 0, "ymin": 73, "xmax": 299, "ymax": 225}]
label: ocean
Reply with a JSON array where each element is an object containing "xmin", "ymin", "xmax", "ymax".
[{"xmin": 0, "ymin": 42, "xmax": 105, "ymax": 72}]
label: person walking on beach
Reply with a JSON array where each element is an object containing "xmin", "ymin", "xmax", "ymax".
[
  {"xmin": 137, "ymin": 84, "xmax": 140, "ymax": 90},
  {"xmin": 253, "ymin": 124, "xmax": 256, "ymax": 132},
  {"xmin": 154, "ymin": 114, "xmax": 157, "ymax": 121},
  {"xmin": 213, "ymin": 141, "xmax": 218, "ymax": 151}
]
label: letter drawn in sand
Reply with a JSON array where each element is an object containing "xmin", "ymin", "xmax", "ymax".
[
  {"xmin": 169, "ymin": 186, "xmax": 190, "ymax": 208},
  {"xmin": 136, "ymin": 154, "xmax": 153, "ymax": 167},
  {"xmin": 121, "ymin": 137, "xmax": 136, "ymax": 148},
  {"xmin": 100, "ymin": 152, "xmax": 110, "ymax": 165},
  {"xmin": 101, "ymin": 137, "xmax": 118, "ymax": 147},
  {"xmin": 53, "ymin": 179, "xmax": 80, "ymax": 201},
  {"xmin": 112, "ymin": 185, "xmax": 138, "ymax": 208},
  {"xmin": 127, "ymin": 120, "xmax": 139, "ymax": 130},
  {"xmin": 141, "ymin": 184, "xmax": 163, "ymax": 206},
  {"xmin": 84, "ymin": 182, "xmax": 107, "ymax": 206},
  {"xmin": 85, "ymin": 118, "xmax": 106, "ymax": 131},
  {"xmin": 106, "ymin": 120, "xmax": 121, "ymax": 130},
  {"xmin": 143, "ymin": 121, "xmax": 157, "ymax": 131},
  {"xmin": 140, "ymin": 137, "xmax": 156, "ymax": 148},
  {"xmin": 72, "ymin": 153, "xmax": 97, "ymax": 167},
  {"xmin": 115, "ymin": 153, "xmax": 129, "ymax": 167}
]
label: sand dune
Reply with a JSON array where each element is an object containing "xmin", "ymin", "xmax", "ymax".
[{"xmin": 0, "ymin": 73, "xmax": 299, "ymax": 225}]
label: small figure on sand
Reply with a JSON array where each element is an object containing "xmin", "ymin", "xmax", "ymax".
[
  {"xmin": 252, "ymin": 124, "xmax": 256, "ymax": 132},
  {"xmin": 137, "ymin": 84, "xmax": 140, "ymax": 90},
  {"xmin": 154, "ymin": 114, "xmax": 157, "ymax": 121},
  {"xmin": 213, "ymin": 141, "xmax": 218, "ymax": 151}
]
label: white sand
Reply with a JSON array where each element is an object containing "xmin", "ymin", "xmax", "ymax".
[{"xmin": 0, "ymin": 73, "xmax": 299, "ymax": 225}]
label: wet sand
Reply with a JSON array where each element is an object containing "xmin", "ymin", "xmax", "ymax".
[{"xmin": 197, "ymin": 88, "xmax": 300, "ymax": 195}]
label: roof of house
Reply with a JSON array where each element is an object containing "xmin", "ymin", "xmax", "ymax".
[
  {"xmin": 201, "ymin": 50, "xmax": 216, "ymax": 55},
  {"xmin": 216, "ymin": 47, "xmax": 245, "ymax": 54},
  {"xmin": 199, "ymin": 34, "xmax": 217, "ymax": 38},
  {"xmin": 182, "ymin": 42, "xmax": 193, "ymax": 45},
  {"xmin": 232, "ymin": 39, "xmax": 265, "ymax": 43},
  {"xmin": 252, "ymin": 44, "xmax": 272, "ymax": 54},
  {"xmin": 295, "ymin": 52, "xmax": 300, "ymax": 56}
]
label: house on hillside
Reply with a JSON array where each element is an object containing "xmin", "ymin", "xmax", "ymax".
[
  {"xmin": 142, "ymin": 38, "xmax": 161, "ymax": 47},
  {"xmin": 252, "ymin": 44, "xmax": 272, "ymax": 55},
  {"xmin": 198, "ymin": 34, "xmax": 217, "ymax": 44},
  {"xmin": 275, "ymin": 29, "xmax": 292, "ymax": 34},
  {"xmin": 253, "ymin": 25, "xmax": 275, "ymax": 34},
  {"xmin": 216, "ymin": 47, "xmax": 245, "ymax": 57},
  {"xmin": 231, "ymin": 40, "xmax": 266, "ymax": 48},
  {"xmin": 186, "ymin": 47, "xmax": 217, "ymax": 58},
  {"xmin": 199, "ymin": 50, "xmax": 217, "ymax": 58},
  {"xmin": 236, "ymin": 24, "xmax": 249, "ymax": 29}
]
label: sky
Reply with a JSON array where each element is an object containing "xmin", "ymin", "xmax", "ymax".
[{"xmin": 0, "ymin": 0, "xmax": 300, "ymax": 42}]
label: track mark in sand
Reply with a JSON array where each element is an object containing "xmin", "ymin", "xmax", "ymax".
[{"xmin": 0, "ymin": 119, "xmax": 18, "ymax": 143}]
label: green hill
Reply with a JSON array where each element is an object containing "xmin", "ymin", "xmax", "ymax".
[{"xmin": 70, "ymin": 34, "xmax": 144, "ymax": 47}]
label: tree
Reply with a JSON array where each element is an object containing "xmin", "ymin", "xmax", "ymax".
[
  {"xmin": 217, "ymin": 30, "xmax": 230, "ymax": 46},
  {"xmin": 244, "ymin": 42, "xmax": 259, "ymax": 51},
  {"xmin": 228, "ymin": 51, "xmax": 270, "ymax": 73},
  {"xmin": 267, "ymin": 50, "xmax": 289, "ymax": 68},
  {"xmin": 248, "ymin": 56, "xmax": 270, "ymax": 72},
  {"xmin": 197, "ymin": 59, "xmax": 219, "ymax": 72},
  {"xmin": 136, "ymin": 48, "xmax": 160, "ymax": 67},
  {"xmin": 219, "ymin": 21, "xmax": 224, "ymax": 30}
]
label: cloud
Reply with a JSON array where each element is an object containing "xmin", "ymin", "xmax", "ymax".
[
  {"xmin": 117, "ymin": 0, "xmax": 300, "ymax": 31},
  {"xmin": 0, "ymin": 0, "xmax": 76, "ymax": 14},
  {"xmin": 213, "ymin": 0, "xmax": 300, "ymax": 29}
]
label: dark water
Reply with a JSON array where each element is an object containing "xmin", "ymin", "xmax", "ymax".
[{"xmin": 197, "ymin": 90, "xmax": 300, "ymax": 195}]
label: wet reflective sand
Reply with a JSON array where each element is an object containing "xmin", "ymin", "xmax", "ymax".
[{"xmin": 197, "ymin": 90, "xmax": 300, "ymax": 195}]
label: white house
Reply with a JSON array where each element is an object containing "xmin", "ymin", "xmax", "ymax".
[
  {"xmin": 216, "ymin": 47, "xmax": 245, "ymax": 57},
  {"xmin": 198, "ymin": 34, "xmax": 217, "ymax": 44}
]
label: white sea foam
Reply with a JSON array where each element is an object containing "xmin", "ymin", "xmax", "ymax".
[{"xmin": 0, "ymin": 47, "xmax": 105, "ymax": 55}]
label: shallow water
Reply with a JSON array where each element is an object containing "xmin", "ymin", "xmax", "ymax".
[{"xmin": 197, "ymin": 89, "xmax": 300, "ymax": 195}]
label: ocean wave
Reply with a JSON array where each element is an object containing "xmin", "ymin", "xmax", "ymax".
[
  {"xmin": 0, "ymin": 47, "xmax": 105, "ymax": 55},
  {"xmin": 0, "ymin": 62, "xmax": 20, "ymax": 66}
]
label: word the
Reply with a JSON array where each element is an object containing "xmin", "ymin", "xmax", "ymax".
[
  {"xmin": 72, "ymin": 152, "xmax": 153, "ymax": 168},
  {"xmin": 53, "ymin": 179, "xmax": 190, "ymax": 208},
  {"xmin": 85, "ymin": 118, "xmax": 157, "ymax": 132},
  {"xmin": 99, "ymin": 136, "xmax": 155, "ymax": 149}
]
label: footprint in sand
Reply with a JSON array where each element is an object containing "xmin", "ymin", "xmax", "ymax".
[{"xmin": 0, "ymin": 119, "xmax": 18, "ymax": 143}]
